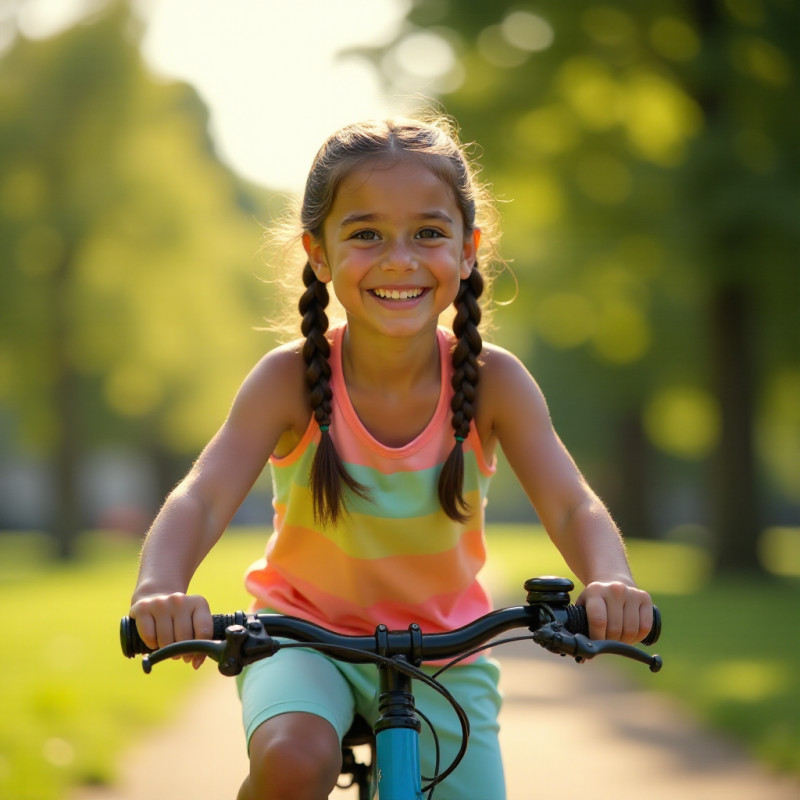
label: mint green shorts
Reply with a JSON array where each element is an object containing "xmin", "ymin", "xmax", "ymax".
[{"xmin": 237, "ymin": 645, "xmax": 506, "ymax": 799}]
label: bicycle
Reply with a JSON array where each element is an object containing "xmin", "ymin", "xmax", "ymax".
[{"xmin": 121, "ymin": 576, "xmax": 662, "ymax": 800}]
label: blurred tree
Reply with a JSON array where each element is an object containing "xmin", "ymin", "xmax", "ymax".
[
  {"xmin": 0, "ymin": 2, "xmax": 280, "ymax": 558},
  {"xmin": 365, "ymin": 0, "xmax": 800, "ymax": 572}
]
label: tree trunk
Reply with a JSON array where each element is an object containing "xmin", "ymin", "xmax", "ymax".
[
  {"xmin": 689, "ymin": 1, "xmax": 765, "ymax": 574},
  {"xmin": 51, "ymin": 246, "xmax": 82, "ymax": 561},
  {"xmin": 709, "ymin": 284, "xmax": 764, "ymax": 573},
  {"xmin": 615, "ymin": 410, "xmax": 655, "ymax": 540}
]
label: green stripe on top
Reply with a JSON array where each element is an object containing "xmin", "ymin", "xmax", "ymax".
[
  {"xmin": 270, "ymin": 441, "xmax": 494, "ymax": 561},
  {"xmin": 271, "ymin": 444, "xmax": 492, "ymax": 520},
  {"xmin": 276, "ymin": 483, "xmax": 486, "ymax": 559}
]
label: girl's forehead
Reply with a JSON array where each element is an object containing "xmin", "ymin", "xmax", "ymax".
[{"xmin": 331, "ymin": 156, "xmax": 460, "ymax": 213}]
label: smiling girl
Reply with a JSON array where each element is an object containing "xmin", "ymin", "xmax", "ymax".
[{"xmin": 129, "ymin": 116, "xmax": 652, "ymax": 799}]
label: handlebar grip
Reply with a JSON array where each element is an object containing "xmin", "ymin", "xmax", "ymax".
[
  {"xmin": 562, "ymin": 604, "xmax": 661, "ymax": 645},
  {"xmin": 120, "ymin": 616, "xmax": 149, "ymax": 657},
  {"xmin": 120, "ymin": 612, "xmax": 249, "ymax": 658},
  {"xmin": 642, "ymin": 606, "xmax": 661, "ymax": 646},
  {"xmin": 563, "ymin": 604, "xmax": 589, "ymax": 636}
]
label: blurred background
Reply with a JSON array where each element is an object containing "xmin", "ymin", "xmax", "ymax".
[
  {"xmin": 1, "ymin": 2, "xmax": 799, "ymax": 798},
  {"xmin": 1, "ymin": 0, "xmax": 798, "ymax": 572}
]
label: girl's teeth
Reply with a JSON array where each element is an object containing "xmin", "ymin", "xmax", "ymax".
[{"xmin": 374, "ymin": 288, "xmax": 423, "ymax": 300}]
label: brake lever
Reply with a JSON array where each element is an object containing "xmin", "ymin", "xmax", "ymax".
[
  {"xmin": 142, "ymin": 640, "xmax": 226, "ymax": 673},
  {"xmin": 533, "ymin": 622, "xmax": 662, "ymax": 673}
]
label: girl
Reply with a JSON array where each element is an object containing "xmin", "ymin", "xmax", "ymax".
[{"xmin": 129, "ymin": 116, "xmax": 653, "ymax": 800}]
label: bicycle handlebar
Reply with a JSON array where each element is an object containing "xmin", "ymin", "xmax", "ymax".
[{"xmin": 121, "ymin": 577, "xmax": 662, "ymax": 674}]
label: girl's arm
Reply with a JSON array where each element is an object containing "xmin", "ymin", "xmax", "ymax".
[
  {"xmin": 479, "ymin": 345, "xmax": 652, "ymax": 644},
  {"xmin": 129, "ymin": 345, "xmax": 308, "ymax": 663}
]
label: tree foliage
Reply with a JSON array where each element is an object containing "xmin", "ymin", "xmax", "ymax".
[
  {"xmin": 0, "ymin": 3, "xmax": 281, "ymax": 555},
  {"xmin": 369, "ymin": 0, "xmax": 800, "ymax": 571}
]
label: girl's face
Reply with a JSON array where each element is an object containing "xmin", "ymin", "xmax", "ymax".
[{"xmin": 303, "ymin": 157, "xmax": 479, "ymax": 341}]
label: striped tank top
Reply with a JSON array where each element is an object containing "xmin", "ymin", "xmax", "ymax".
[{"xmin": 243, "ymin": 325, "xmax": 496, "ymax": 635}]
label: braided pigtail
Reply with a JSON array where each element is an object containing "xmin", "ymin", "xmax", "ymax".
[
  {"xmin": 438, "ymin": 265, "xmax": 485, "ymax": 523},
  {"xmin": 299, "ymin": 262, "xmax": 370, "ymax": 525}
]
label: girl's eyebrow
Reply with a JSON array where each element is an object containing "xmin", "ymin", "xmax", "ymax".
[{"xmin": 338, "ymin": 210, "xmax": 455, "ymax": 228}]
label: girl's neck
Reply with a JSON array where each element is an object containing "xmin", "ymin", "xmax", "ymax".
[{"xmin": 341, "ymin": 323, "xmax": 440, "ymax": 394}]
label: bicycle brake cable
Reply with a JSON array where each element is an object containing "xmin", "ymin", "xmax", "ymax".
[
  {"xmin": 415, "ymin": 706, "xmax": 440, "ymax": 798},
  {"xmin": 277, "ymin": 641, "xmax": 471, "ymax": 788},
  {"xmin": 429, "ymin": 634, "xmax": 538, "ymax": 679}
]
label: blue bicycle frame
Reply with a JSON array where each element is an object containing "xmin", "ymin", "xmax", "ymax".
[
  {"xmin": 374, "ymin": 662, "xmax": 424, "ymax": 799},
  {"xmin": 377, "ymin": 727, "xmax": 422, "ymax": 799}
]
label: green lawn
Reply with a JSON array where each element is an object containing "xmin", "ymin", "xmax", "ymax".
[
  {"xmin": 0, "ymin": 525, "xmax": 798, "ymax": 799},
  {"xmin": 0, "ymin": 530, "xmax": 258, "ymax": 800}
]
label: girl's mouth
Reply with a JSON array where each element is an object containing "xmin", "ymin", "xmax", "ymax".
[{"xmin": 369, "ymin": 287, "xmax": 426, "ymax": 301}]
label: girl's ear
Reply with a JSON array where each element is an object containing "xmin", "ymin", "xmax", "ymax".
[
  {"xmin": 302, "ymin": 232, "xmax": 332, "ymax": 283},
  {"xmin": 460, "ymin": 227, "xmax": 481, "ymax": 279}
]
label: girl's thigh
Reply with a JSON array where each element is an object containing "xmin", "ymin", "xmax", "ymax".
[{"xmin": 237, "ymin": 646, "xmax": 356, "ymax": 750}]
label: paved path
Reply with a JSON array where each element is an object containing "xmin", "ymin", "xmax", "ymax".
[{"xmin": 74, "ymin": 645, "xmax": 799, "ymax": 800}]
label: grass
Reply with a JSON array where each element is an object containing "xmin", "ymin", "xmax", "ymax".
[
  {"xmin": 0, "ymin": 525, "xmax": 798, "ymax": 799},
  {"xmin": 0, "ymin": 530, "xmax": 259, "ymax": 800},
  {"xmin": 641, "ymin": 578, "xmax": 800, "ymax": 772}
]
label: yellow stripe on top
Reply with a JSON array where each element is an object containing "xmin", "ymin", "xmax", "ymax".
[{"xmin": 244, "ymin": 325, "xmax": 496, "ymax": 636}]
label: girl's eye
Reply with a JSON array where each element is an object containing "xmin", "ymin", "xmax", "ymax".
[
  {"xmin": 416, "ymin": 228, "xmax": 445, "ymax": 240},
  {"xmin": 351, "ymin": 230, "xmax": 379, "ymax": 241}
]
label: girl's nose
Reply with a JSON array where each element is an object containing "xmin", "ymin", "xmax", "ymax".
[{"xmin": 381, "ymin": 239, "xmax": 418, "ymax": 271}]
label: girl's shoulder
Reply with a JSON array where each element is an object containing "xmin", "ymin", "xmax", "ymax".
[
  {"xmin": 235, "ymin": 339, "xmax": 310, "ymax": 437},
  {"xmin": 476, "ymin": 342, "xmax": 549, "ymax": 433},
  {"xmin": 479, "ymin": 342, "xmax": 536, "ymax": 386},
  {"xmin": 247, "ymin": 338, "xmax": 307, "ymax": 385}
]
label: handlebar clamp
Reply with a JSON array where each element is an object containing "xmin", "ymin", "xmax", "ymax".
[{"xmin": 217, "ymin": 622, "xmax": 280, "ymax": 676}]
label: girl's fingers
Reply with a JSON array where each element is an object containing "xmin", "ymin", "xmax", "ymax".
[
  {"xmin": 172, "ymin": 608, "xmax": 196, "ymax": 646},
  {"xmin": 582, "ymin": 591, "xmax": 609, "ymax": 641},
  {"xmin": 621, "ymin": 598, "xmax": 644, "ymax": 644},
  {"xmin": 190, "ymin": 599, "xmax": 214, "ymax": 640},
  {"xmin": 638, "ymin": 600, "xmax": 655, "ymax": 643},
  {"xmin": 579, "ymin": 582, "xmax": 653, "ymax": 644},
  {"xmin": 132, "ymin": 612, "xmax": 158, "ymax": 651},
  {"xmin": 130, "ymin": 593, "xmax": 212, "ymax": 664}
]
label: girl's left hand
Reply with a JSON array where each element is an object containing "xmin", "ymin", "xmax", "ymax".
[{"xmin": 577, "ymin": 581, "xmax": 653, "ymax": 644}]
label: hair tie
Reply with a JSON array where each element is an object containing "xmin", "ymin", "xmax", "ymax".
[
  {"xmin": 454, "ymin": 435, "xmax": 465, "ymax": 443},
  {"xmin": 320, "ymin": 424, "xmax": 330, "ymax": 433}
]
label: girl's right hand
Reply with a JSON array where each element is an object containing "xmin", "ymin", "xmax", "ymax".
[{"xmin": 129, "ymin": 592, "xmax": 214, "ymax": 670}]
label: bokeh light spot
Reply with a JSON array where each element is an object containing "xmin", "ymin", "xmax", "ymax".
[
  {"xmin": 704, "ymin": 660, "xmax": 791, "ymax": 702},
  {"xmin": 557, "ymin": 57, "xmax": 620, "ymax": 130},
  {"xmin": 593, "ymin": 303, "xmax": 650, "ymax": 364},
  {"xmin": 649, "ymin": 17, "xmax": 700, "ymax": 62},
  {"xmin": 644, "ymin": 386, "xmax": 721, "ymax": 459},
  {"xmin": 478, "ymin": 25, "xmax": 529, "ymax": 68},
  {"xmin": 392, "ymin": 30, "xmax": 456, "ymax": 80},
  {"xmin": 501, "ymin": 11, "xmax": 554, "ymax": 53},
  {"xmin": 514, "ymin": 106, "xmax": 581, "ymax": 156}
]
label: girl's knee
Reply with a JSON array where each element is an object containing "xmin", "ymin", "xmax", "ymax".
[{"xmin": 248, "ymin": 713, "xmax": 342, "ymax": 800}]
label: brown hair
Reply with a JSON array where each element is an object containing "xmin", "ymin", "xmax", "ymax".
[{"xmin": 295, "ymin": 115, "xmax": 501, "ymax": 525}]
